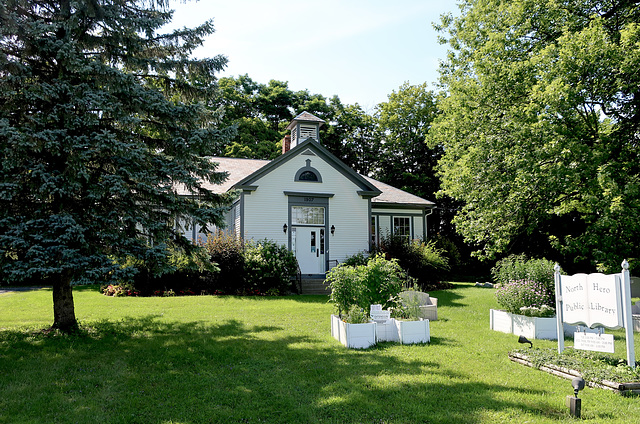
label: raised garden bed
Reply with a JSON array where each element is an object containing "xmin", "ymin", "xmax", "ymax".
[
  {"xmin": 330, "ymin": 314, "xmax": 377, "ymax": 349},
  {"xmin": 490, "ymin": 309, "xmax": 579, "ymax": 340},
  {"xmin": 509, "ymin": 351, "xmax": 640, "ymax": 396}
]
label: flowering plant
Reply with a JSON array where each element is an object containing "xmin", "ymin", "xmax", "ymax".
[
  {"xmin": 102, "ymin": 284, "xmax": 140, "ymax": 297},
  {"xmin": 495, "ymin": 279, "xmax": 555, "ymax": 317}
]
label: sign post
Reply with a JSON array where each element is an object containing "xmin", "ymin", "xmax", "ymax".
[{"xmin": 621, "ymin": 260, "xmax": 636, "ymax": 369}]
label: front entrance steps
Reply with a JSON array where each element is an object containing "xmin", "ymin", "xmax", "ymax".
[{"xmin": 300, "ymin": 277, "xmax": 331, "ymax": 295}]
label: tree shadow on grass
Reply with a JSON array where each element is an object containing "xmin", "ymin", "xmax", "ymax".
[{"xmin": 0, "ymin": 315, "xmax": 585, "ymax": 424}]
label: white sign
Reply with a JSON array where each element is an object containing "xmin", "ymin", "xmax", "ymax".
[
  {"xmin": 574, "ymin": 332, "xmax": 615, "ymax": 353},
  {"xmin": 370, "ymin": 305, "xmax": 390, "ymax": 322},
  {"xmin": 560, "ymin": 273, "xmax": 623, "ymax": 329}
]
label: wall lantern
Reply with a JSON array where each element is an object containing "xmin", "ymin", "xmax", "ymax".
[
  {"xmin": 283, "ymin": 223, "xmax": 288, "ymax": 234},
  {"xmin": 330, "ymin": 225, "xmax": 335, "ymax": 235}
]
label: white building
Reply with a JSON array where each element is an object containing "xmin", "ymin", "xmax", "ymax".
[{"xmin": 178, "ymin": 112, "xmax": 435, "ymax": 276}]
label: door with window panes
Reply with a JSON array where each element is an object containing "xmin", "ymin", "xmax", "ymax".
[{"xmin": 291, "ymin": 206, "xmax": 325, "ymax": 274}]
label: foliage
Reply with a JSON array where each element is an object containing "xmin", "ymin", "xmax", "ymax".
[
  {"xmin": 491, "ymin": 255, "xmax": 557, "ymax": 316},
  {"xmin": 375, "ymin": 234, "xmax": 450, "ymax": 288},
  {"xmin": 0, "ymin": 0, "xmax": 234, "ymax": 331},
  {"xmin": 327, "ymin": 254, "xmax": 407, "ymax": 318},
  {"xmin": 374, "ymin": 82, "xmax": 441, "ymax": 201},
  {"xmin": 345, "ymin": 305, "xmax": 370, "ymax": 324},
  {"xmin": 101, "ymin": 283, "xmax": 139, "ymax": 297},
  {"xmin": 358, "ymin": 255, "xmax": 408, "ymax": 310},
  {"xmin": 432, "ymin": 0, "xmax": 640, "ymax": 274},
  {"xmin": 342, "ymin": 252, "xmax": 370, "ymax": 267},
  {"xmin": 494, "ymin": 279, "xmax": 555, "ymax": 317},
  {"xmin": 391, "ymin": 289, "xmax": 423, "ymax": 321},
  {"xmin": 491, "ymin": 255, "xmax": 556, "ymax": 288},
  {"xmin": 513, "ymin": 348, "xmax": 640, "ymax": 385},
  {"xmin": 322, "ymin": 100, "xmax": 381, "ymax": 175},
  {"xmin": 326, "ymin": 264, "xmax": 363, "ymax": 317},
  {"xmin": 244, "ymin": 239, "xmax": 298, "ymax": 295},
  {"xmin": 200, "ymin": 232, "xmax": 246, "ymax": 294}
]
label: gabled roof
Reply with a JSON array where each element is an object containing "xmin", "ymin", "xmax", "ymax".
[
  {"xmin": 177, "ymin": 140, "xmax": 435, "ymax": 209},
  {"xmin": 363, "ymin": 176, "xmax": 435, "ymax": 208},
  {"xmin": 235, "ymin": 137, "xmax": 380, "ymax": 196},
  {"xmin": 286, "ymin": 111, "xmax": 325, "ymax": 130}
]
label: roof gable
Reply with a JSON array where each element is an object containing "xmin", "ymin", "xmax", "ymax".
[{"xmin": 235, "ymin": 138, "xmax": 381, "ymax": 196}]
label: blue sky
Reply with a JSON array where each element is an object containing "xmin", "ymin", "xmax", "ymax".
[{"xmin": 168, "ymin": 0, "xmax": 460, "ymax": 110}]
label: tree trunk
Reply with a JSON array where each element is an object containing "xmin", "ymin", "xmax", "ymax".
[{"xmin": 51, "ymin": 269, "xmax": 78, "ymax": 333}]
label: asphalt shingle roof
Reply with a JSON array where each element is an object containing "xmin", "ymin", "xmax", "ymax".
[{"xmin": 177, "ymin": 156, "xmax": 434, "ymax": 208}]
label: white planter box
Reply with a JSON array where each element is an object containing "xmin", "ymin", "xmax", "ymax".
[
  {"xmin": 489, "ymin": 309, "xmax": 577, "ymax": 340},
  {"xmin": 376, "ymin": 319, "xmax": 400, "ymax": 342},
  {"xmin": 331, "ymin": 314, "xmax": 377, "ymax": 349},
  {"xmin": 395, "ymin": 318, "xmax": 430, "ymax": 344}
]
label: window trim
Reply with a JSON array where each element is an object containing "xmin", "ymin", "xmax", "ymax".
[
  {"xmin": 393, "ymin": 216, "xmax": 412, "ymax": 240},
  {"xmin": 294, "ymin": 159, "xmax": 322, "ymax": 183}
]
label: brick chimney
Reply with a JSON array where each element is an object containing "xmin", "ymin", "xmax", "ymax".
[{"xmin": 281, "ymin": 135, "xmax": 291, "ymax": 154}]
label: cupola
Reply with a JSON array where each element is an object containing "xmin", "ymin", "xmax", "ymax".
[{"xmin": 283, "ymin": 111, "xmax": 325, "ymax": 153}]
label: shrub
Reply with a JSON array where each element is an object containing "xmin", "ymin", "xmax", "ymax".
[
  {"xmin": 102, "ymin": 283, "xmax": 140, "ymax": 297},
  {"xmin": 494, "ymin": 279, "xmax": 555, "ymax": 316},
  {"xmin": 491, "ymin": 254, "xmax": 556, "ymax": 287},
  {"xmin": 326, "ymin": 265, "xmax": 362, "ymax": 317},
  {"xmin": 374, "ymin": 234, "xmax": 450, "ymax": 289},
  {"xmin": 200, "ymin": 232, "xmax": 246, "ymax": 294},
  {"xmin": 358, "ymin": 255, "xmax": 409, "ymax": 310},
  {"xmin": 244, "ymin": 239, "xmax": 298, "ymax": 295},
  {"xmin": 327, "ymin": 254, "xmax": 408, "ymax": 318},
  {"xmin": 345, "ymin": 305, "xmax": 369, "ymax": 324},
  {"xmin": 342, "ymin": 252, "xmax": 369, "ymax": 267},
  {"xmin": 491, "ymin": 255, "xmax": 558, "ymax": 314}
]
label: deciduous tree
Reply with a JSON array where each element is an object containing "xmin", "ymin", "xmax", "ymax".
[{"xmin": 432, "ymin": 0, "xmax": 640, "ymax": 272}]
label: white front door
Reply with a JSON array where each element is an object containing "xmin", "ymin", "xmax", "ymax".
[{"xmin": 294, "ymin": 226, "xmax": 325, "ymax": 274}]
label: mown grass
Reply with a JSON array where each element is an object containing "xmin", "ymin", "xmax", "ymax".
[{"xmin": 0, "ymin": 283, "xmax": 639, "ymax": 424}]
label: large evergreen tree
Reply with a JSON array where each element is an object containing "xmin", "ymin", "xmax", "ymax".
[{"xmin": 0, "ymin": 0, "xmax": 235, "ymax": 331}]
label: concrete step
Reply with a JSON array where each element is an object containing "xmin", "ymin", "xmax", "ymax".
[{"xmin": 300, "ymin": 279, "xmax": 331, "ymax": 295}]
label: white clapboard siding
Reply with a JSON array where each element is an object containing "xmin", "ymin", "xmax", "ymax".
[{"xmin": 243, "ymin": 152, "xmax": 369, "ymax": 260}]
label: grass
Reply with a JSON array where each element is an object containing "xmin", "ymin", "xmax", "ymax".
[{"xmin": 0, "ymin": 283, "xmax": 638, "ymax": 423}]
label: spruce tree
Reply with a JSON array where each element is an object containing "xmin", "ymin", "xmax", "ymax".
[{"xmin": 0, "ymin": 0, "xmax": 234, "ymax": 331}]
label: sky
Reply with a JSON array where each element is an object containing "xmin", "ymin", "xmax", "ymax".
[{"xmin": 167, "ymin": 0, "xmax": 461, "ymax": 110}]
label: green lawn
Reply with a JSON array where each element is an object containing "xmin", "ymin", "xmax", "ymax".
[{"xmin": 0, "ymin": 283, "xmax": 638, "ymax": 423}]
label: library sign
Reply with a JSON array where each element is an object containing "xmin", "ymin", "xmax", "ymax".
[
  {"xmin": 560, "ymin": 273, "xmax": 623, "ymax": 330},
  {"xmin": 554, "ymin": 261, "xmax": 635, "ymax": 368}
]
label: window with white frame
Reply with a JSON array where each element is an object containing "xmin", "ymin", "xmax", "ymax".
[
  {"xmin": 393, "ymin": 216, "xmax": 411, "ymax": 240},
  {"xmin": 291, "ymin": 206, "xmax": 325, "ymax": 225},
  {"xmin": 371, "ymin": 216, "xmax": 378, "ymax": 246}
]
